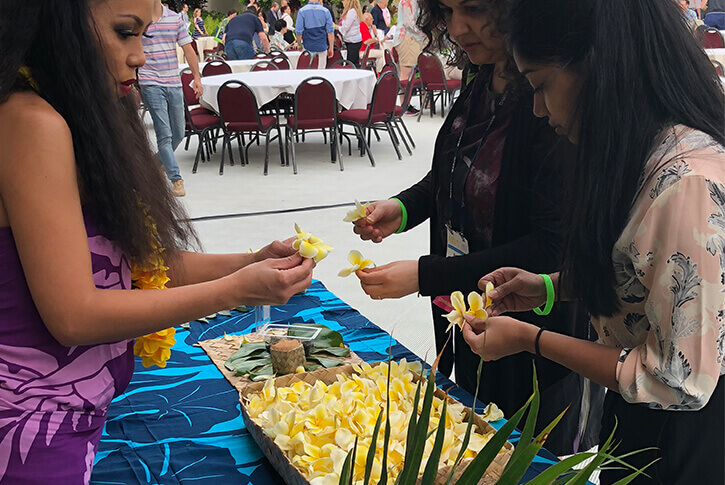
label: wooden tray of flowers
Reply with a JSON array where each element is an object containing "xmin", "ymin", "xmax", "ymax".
[{"xmin": 238, "ymin": 360, "xmax": 513, "ymax": 485}]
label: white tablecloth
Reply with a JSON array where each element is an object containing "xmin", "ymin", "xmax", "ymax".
[
  {"xmin": 176, "ymin": 37, "xmax": 219, "ymax": 63},
  {"xmin": 180, "ymin": 52, "xmax": 304, "ymax": 74},
  {"xmin": 707, "ymin": 48, "xmax": 725, "ymax": 66},
  {"xmin": 200, "ymin": 69, "xmax": 376, "ymax": 112}
]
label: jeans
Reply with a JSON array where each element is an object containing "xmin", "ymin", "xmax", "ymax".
[
  {"xmin": 140, "ymin": 85, "xmax": 184, "ymax": 182},
  {"xmin": 226, "ymin": 39, "xmax": 255, "ymax": 60}
]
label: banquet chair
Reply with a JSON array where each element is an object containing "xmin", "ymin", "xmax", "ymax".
[
  {"xmin": 391, "ymin": 46, "xmax": 400, "ymax": 64},
  {"xmin": 417, "ymin": 51, "xmax": 462, "ymax": 120},
  {"xmin": 330, "ymin": 59, "xmax": 356, "ymax": 69},
  {"xmin": 383, "ymin": 49, "xmax": 397, "ymax": 69},
  {"xmin": 269, "ymin": 50, "xmax": 291, "ymax": 62},
  {"xmin": 216, "ymin": 80, "xmax": 285, "ymax": 175},
  {"xmin": 285, "ymin": 77, "xmax": 343, "ymax": 174},
  {"xmin": 203, "ymin": 42, "xmax": 224, "ymax": 61},
  {"xmin": 188, "ymin": 39, "xmax": 200, "ymax": 60},
  {"xmin": 334, "ymin": 31, "xmax": 344, "ymax": 50},
  {"xmin": 704, "ymin": 28, "xmax": 725, "ymax": 48},
  {"xmin": 271, "ymin": 56, "xmax": 291, "ymax": 70},
  {"xmin": 251, "ymin": 61, "xmax": 279, "ymax": 71},
  {"xmin": 297, "ymin": 50, "xmax": 313, "ymax": 69},
  {"xmin": 201, "ymin": 60, "xmax": 232, "ymax": 77},
  {"xmin": 180, "ymin": 68, "xmax": 222, "ymax": 173},
  {"xmin": 390, "ymin": 66, "xmax": 418, "ymax": 153},
  {"xmin": 361, "ymin": 44, "xmax": 378, "ymax": 72},
  {"xmin": 254, "ymin": 52, "xmax": 270, "ymax": 59},
  {"xmin": 380, "ymin": 61, "xmax": 398, "ymax": 77},
  {"xmin": 326, "ymin": 48, "xmax": 344, "ymax": 68},
  {"xmin": 338, "ymin": 71, "xmax": 402, "ymax": 166},
  {"xmin": 714, "ymin": 61, "xmax": 724, "ymax": 76}
]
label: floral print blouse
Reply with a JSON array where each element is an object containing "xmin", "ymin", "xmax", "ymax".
[{"xmin": 591, "ymin": 125, "xmax": 725, "ymax": 411}]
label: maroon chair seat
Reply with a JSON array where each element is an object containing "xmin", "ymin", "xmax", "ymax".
[
  {"xmin": 227, "ymin": 116, "xmax": 277, "ymax": 132},
  {"xmin": 338, "ymin": 110, "xmax": 387, "ymax": 124},
  {"xmin": 399, "ymin": 77, "xmax": 421, "ymax": 89},
  {"xmin": 286, "ymin": 116, "xmax": 336, "ymax": 130},
  {"xmin": 426, "ymin": 79, "xmax": 462, "ymax": 91},
  {"xmin": 190, "ymin": 106, "xmax": 215, "ymax": 116},
  {"xmin": 188, "ymin": 112, "xmax": 222, "ymax": 130}
]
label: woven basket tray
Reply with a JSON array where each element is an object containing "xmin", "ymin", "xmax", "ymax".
[
  {"xmin": 199, "ymin": 333, "xmax": 364, "ymax": 395},
  {"xmin": 239, "ymin": 362, "xmax": 513, "ymax": 485}
]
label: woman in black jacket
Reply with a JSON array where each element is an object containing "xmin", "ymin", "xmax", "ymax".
[{"xmin": 350, "ymin": 0, "xmax": 601, "ymax": 455}]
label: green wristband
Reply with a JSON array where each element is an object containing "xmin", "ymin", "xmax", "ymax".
[
  {"xmin": 533, "ymin": 274, "xmax": 555, "ymax": 316},
  {"xmin": 391, "ymin": 198, "xmax": 407, "ymax": 234}
]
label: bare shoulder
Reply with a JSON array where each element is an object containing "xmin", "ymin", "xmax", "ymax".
[{"xmin": 0, "ymin": 91, "xmax": 71, "ymax": 146}]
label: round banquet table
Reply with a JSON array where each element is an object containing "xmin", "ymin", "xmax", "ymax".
[
  {"xmin": 199, "ymin": 69, "xmax": 376, "ymax": 113},
  {"xmin": 180, "ymin": 52, "xmax": 304, "ymax": 74},
  {"xmin": 707, "ymin": 48, "xmax": 725, "ymax": 66}
]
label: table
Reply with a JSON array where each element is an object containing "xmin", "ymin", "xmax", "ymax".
[
  {"xmin": 180, "ymin": 52, "xmax": 305, "ymax": 74},
  {"xmin": 91, "ymin": 280, "xmax": 561, "ymax": 484},
  {"xmin": 200, "ymin": 69, "xmax": 376, "ymax": 113},
  {"xmin": 177, "ymin": 37, "xmax": 219, "ymax": 63},
  {"xmin": 707, "ymin": 48, "xmax": 725, "ymax": 66}
]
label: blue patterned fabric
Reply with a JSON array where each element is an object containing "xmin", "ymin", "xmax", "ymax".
[{"xmin": 91, "ymin": 280, "xmax": 560, "ymax": 484}]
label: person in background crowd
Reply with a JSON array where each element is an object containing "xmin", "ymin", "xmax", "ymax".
[
  {"xmin": 464, "ymin": 0, "xmax": 724, "ymax": 483},
  {"xmin": 351, "ymin": 0, "xmax": 601, "ymax": 456},
  {"xmin": 0, "ymin": 0, "xmax": 315, "ymax": 482},
  {"xmin": 280, "ymin": 4, "xmax": 296, "ymax": 44},
  {"xmin": 381, "ymin": 1, "xmax": 392, "ymax": 31},
  {"xmin": 214, "ymin": 10, "xmax": 237, "ymax": 46},
  {"xmin": 296, "ymin": 0, "xmax": 335, "ymax": 67},
  {"xmin": 140, "ymin": 1, "xmax": 202, "ymax": 196},
  {"xmin": 180, "ymin": 3, "xmax": 191, "ymax": 31},
  {"xmin": 370, "ymin": 0, "xmax": 389, "ymax": 34},
  {"xmin": 254, "ymin": 7, "xmax": 269, "ymax": 51},
  {"xmin": 340, "ymin": 0, "xmax": 364, "ymax": 66},
  {"xmin": 690, "ymin": 0, "xmax": 703, "ymax": 18},
  {"xmin": 270, "ymin": 19, "xmax": 296, "ymax": 50},
  {"xmin": 393, "ymin": 0, "xmax": 426, "ymax": 114},
  {"xmin": 267, "ymin": 2, "xmax": 281, "ymax": 35},
  {"xmin": 704, "ymin": 0, "xmax": 725, "ymax": 27},
  {"xmin": 359, "ymin": 12, "xmax": 385, "ymax": 70},
  {"xmin": 680, "ymin": 0, "xmax": 699, "ymax": 20},
  {"xmin": 192, "ymin": 8, "xmax": 207, "ymax": 38},
  {"xmin": 323, "ymin": 0, "xmax": 337, "ymax": 23},
  {"xmin": 225, "ymin": 5, "xmax": 269, "ymax": 59}
]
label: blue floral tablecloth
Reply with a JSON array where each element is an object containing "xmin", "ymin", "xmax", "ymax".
[{"xmin": 91, "ymin": 280, "xmax": 559, "ymax": 484}]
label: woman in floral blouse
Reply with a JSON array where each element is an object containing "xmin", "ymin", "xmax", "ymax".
[{"xmin": 462, "ymin": 0, "xmax": 724, "ymax": 484}]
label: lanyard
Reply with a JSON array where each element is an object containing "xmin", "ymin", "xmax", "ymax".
[{"xmin": 447, "ymin": 84, "xmax": 508, "ymax": 232}]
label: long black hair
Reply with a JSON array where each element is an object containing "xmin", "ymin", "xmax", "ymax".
[
  {"xmin": 509, "ymin": 0, "xmax": 725, "ymax": 317},
  {"xmin": 0, "ymin": 0, "xmax": 198, "ymax": 266}
]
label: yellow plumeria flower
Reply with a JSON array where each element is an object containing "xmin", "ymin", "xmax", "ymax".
[
  {"xmin": 343, "ymin": 199, "xmax": 370, "ymax": 223},
  {"xmin": 292, "ymin": 223, "xmax": 333, "ymax": 263},
  {"xmin": 467, "ymin": 291, "xmax": 489, "ymax": 321},
  {"xmin": 482, "ymin": 402, "xmax": 504, "ymax": 422},
  {"xmin": 338, "ymin": 250, "xmax": 376, "ymax": 277},
  {"xmin": 442, "ymin": 291, "xmax": 467, "ymax": 332}
]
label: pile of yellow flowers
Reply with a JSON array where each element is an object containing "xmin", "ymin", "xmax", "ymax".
[{"xmin": 246, "ymin": 360, "xmax": 498, "ymax": 485}]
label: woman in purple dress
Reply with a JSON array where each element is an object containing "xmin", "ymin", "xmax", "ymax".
[{"xmin": 0, "ymin": 0, "xmax": 314, "ymax": 483}]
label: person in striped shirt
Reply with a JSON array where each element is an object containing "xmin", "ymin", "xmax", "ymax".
[{"xmin": 138, "ymin": 0, "xmax": 202, "ymax": 197}]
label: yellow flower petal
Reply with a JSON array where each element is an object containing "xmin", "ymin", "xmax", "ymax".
[
  {"xmin": 450, "ymin": 291, "xmax": 466, "ymax": 313},
  {"xmin": 467, "ymin": 291, "xmax": 484, "ymax": 312},
  {"xmin": 298, "ymin": 240, "xmax": 320, "ymax": 259},
  {"xmin": 485, "ymin": 281, "xmax": 495, "ymax": 308}
]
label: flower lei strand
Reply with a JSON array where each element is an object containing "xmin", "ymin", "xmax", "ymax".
[{"xmin": 130, "ymin": 212, "xmax": 176, "ymax": 368}]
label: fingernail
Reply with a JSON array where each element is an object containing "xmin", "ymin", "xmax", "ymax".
[{"xmin": 489, "ymin": 289, "xmax": 498, "ymax": 299}]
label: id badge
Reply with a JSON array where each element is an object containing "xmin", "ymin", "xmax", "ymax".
[{"xmin": 445, "ymin": 225, "xmax": 469, "ymax": 257}]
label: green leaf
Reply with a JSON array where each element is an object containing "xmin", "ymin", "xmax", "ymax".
[
  {"xmin": 289, "ymin": 323, "xmax": 344, "ymax": 348},
  {"xmin": 364, "ymin": 410, "xmax": 384, "ymax": 485},
  {"xmin": 310, "ymin": 346, "xmax": 351, "ymax": 358},
  {"xmin": 610, "ymin": 459, "xmax": 659, "ymax": 485},
  {"xmin": 304, "ymin": 362, "xmax": 322, "ymax": 372},
  {"xmin": 340, "ymin": 442, "xmax": 355, "ymax": 485},
  {"xmin": 454, "ymin": 394, "xmax": 532, "ymax": 485},
  {"xmin": 348, "ymin": 437, "xmax": 359, "ymax": 485},
  {"xmin": 218, "ymin": 309, "xmax": 232, "ymax": 317},
  {"xmin": 227, "ymin": 342, "xmax": 268, "ymax": 361},
  {"xmin": 496, "ymin": 406, "xmax": 569, "ymax": 485},
  {"xmin": 376, "ymin": 346, "xmax": 394, "ymax": 485},
  {"xmin": 234, "ymin": 305, "xmax": 250, "ymax": 312},
  {"xmin": 445, "ymin": 356, "xmax": 485, "ymax": 485},
  {"xmin": 231, "ymin": 357, "xmax": 272, "ymax": 375},
  {"xmin": 522, "ymin": 453, "xmax": 596, "ymax": 485},
  {"xmin": 507, "ymin": 364, "xmax": 540, "ymax": 473},
  {"xmin": 402, "ymin": 372, "xmax": 424, "ymax": 466},
  {"xmin": 420, "ymin": 398, "xmax": 448, "ymax": 485},
  {"xmin": 307, "ymin": 355, "xmax": 344, "ymax": 368}
]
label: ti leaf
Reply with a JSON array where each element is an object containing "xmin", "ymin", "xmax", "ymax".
[
  {"xmin": 227, "ymin": 342, "xmax": 268, "ymax": 361},
  {"xmin": 307, "ymin": 355, "xmax": 344, "ymax": 368},
  {"xmin": 310, "ymin": 346, "xmax": 351, "ymax": 358},
  {"xmin": 506, "ymin": 364, "xmax": 540, "ymax": 472},
  {"xmin": 289, "ymin": 323, "xmax": 344, "ymax": 348},
  {"xmin": 420, "ymin": 398, "xmax": 448, "ymax": 485}
]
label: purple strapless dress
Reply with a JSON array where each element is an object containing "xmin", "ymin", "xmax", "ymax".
[{"xmin": 0, "ymin": 216, "xmax": 135, "ymax": 484}]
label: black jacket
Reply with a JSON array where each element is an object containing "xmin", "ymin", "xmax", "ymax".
[{"xmin": 394, "ymin": 70, "xmax": 601, "ymax": 455}]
